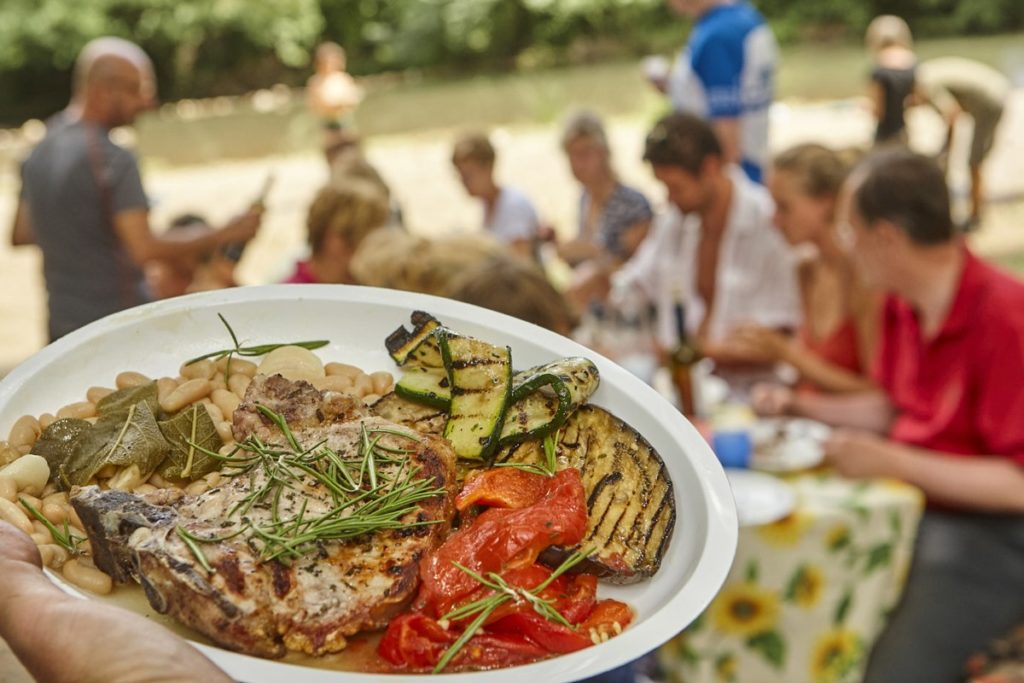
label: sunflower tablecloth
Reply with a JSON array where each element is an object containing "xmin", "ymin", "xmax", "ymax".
[{"xmin": 658, "ymin": 471, "xmax": 925, "ymax": 683}]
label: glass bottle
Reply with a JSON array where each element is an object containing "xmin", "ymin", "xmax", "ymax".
[{"xmin": 669, "ymin": 299, "xmax": 701, "ymax": 417}]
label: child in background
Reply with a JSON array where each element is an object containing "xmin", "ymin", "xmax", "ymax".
[{"xmin": 145, "ymin": 214, "xmax": 238, "ymax": 298}]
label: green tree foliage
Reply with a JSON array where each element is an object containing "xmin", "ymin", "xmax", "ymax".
[{"xmin": 0, "ymin": 0, "xmax": 1021, "ymax": 123}]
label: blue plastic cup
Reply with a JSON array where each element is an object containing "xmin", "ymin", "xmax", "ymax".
[{"xmin": 712, "ymin": 429, "xmax": 752, "ymax": 469}]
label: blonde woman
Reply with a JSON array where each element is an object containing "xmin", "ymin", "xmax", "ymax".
[
  {"xmin": 283, "ymin": 178, "xmax": 389, "ymax": 284},
  {"xmin": 559, "ymin": 110, "xmax": 652, "ymax": 267},
  {"xmin": 727, "ymin": 144, "xmax": 881, "ymax": 394}
]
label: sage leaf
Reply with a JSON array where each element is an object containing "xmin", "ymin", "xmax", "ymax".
[
  {"xmin": 30, "ymin": 418, "xmax": 92, "ymax": 482},
  {"xmin": 158, "ymin": 403, "xmax": 223, "ymax": 480},
  {"xmin": 96, "ymin": 382, "xmax": 161, "ymax": 420},
  {"xmin": 60, "ymin": 400, "xmax": 170, "ymax": 488}
]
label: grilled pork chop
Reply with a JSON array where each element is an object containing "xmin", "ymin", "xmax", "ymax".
[{"xmin": 71, "ymin": 375, "xmax": 458, "ymax": 658}]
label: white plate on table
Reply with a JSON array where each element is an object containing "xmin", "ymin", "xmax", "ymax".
[
  {"xmin": 725, "ymin": 469, "xmax": 796, "ymax": 527},
  {"xmin": 0, "ymin": 285, "xmax": 737, "ymax": 683},
  {"xmin": 749, "ymin": 417, "xmax": 831, "ymax": 473}
]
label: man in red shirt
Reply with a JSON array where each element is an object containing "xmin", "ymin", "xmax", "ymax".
[{"xmin": 753, "ymin": 148, "xmax": 1024, "ymax": 681}]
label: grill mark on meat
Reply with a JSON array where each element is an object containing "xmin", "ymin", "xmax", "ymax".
[
  {"xmin": 71, "ymin": 375, "xmax": 458, "ymax": 659},
  {"xmin": 271, "ymin": 561, "xmax": 292, "ymax": 598},
  {"xmin": 217, "ymin": 556, "xmax": 246, "ymax": 594}
]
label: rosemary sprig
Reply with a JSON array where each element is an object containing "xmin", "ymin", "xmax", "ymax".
[
  {"xmin": 177, "ymin": 406, "xmax": 447, "ymax": 567},
  {"xmin": 432, "ymin": 546, "xmax": 592, "ymax": 673},
  {"xmin": 494, "ymin": 428, "xmax": 562, "ymax": 478},
  {"xmin": 185, "ymin": 313, "xmax": 329, "ymax": 367},
  {"xmin": 19, "ymin": 497, "xmax": 86, "ymax": 555},
  {"xmin": 176, "ymin": 526, "xmax": 214, "ymax": 573}
]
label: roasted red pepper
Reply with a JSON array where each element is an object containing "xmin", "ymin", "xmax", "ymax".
[
  {"xmin": 379, "ymin": 466, "xmax": 631, "ymax": 673},
  {"xmin": 455, "ymin": 467, "xmax": 549, "ymax": 511},
  {"xmin": 579, "ymin": 599, "xmax": 635, "ymax": 639},
  {"xmin": 379, "ymin": 613, "xmax": 549, "ymax": 671},
  {"xmin": 418, "ymin": 468, "xmax": 587, "ymax": 617}
]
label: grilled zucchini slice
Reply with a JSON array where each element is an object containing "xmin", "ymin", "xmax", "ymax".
[
  {"xmin": 385, "ymin": 311, "xmax": 441, "ymax": 366},
  {"xmin": 394, "ymin": 365, "xmax": 450, "ymax": 409},
  {"xmin": 495, "ymin": 404, "xmax": 675, "ymax": 583},
  {"xmin": 498, "ymin": 357, "xmax": 600, "ymax": 446},
  {"xmin": 440, "ymin": 330, "xmax": 512, "ymax": 462}
]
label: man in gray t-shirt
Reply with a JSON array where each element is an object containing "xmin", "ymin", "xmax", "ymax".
[
  {"xmin": 21, "ymin": 120, "xmax": 151, "ymax": 340},
  {"xmin": 12, "ymin": 37, "xmax": 261, "ymax": 341}
]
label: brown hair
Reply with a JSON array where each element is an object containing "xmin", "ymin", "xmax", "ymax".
[
  {"xmin": 643, "ymin": 112, "xmax": 722, "ymax": 174},
  {"xmin": 443, "ymin": 256, "xmax": 576, "ymax": 334},
  {"xmin": 305, "ymin": 178, "xmax": 389, "ymax": 253},
  {"xmin": 451, "ymin": 132, "xmax": 496, "ymax": 167},
  {"xmin": 773, "ymin": 144, "xmax": 858, "ymax": 199},
  {"xmin": 852, "ymin": 147, "xmax": 954, "ymax": 245}
]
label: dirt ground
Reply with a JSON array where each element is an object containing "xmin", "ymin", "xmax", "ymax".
[{"xmin": 0, "ymin": 92, "xmax": 1021, "ymax": 373}]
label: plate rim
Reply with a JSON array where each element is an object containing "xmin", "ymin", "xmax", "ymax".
[{"xmin": 1, "ymin": 284, "xmax": 738, "ymax": 682}]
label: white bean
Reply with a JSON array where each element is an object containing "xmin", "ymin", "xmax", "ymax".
[
  {"xmin": 351, "ymin": 374, "xmax": 374, "ymax": 397},
  {"xmin": 180, "ymin": 359, "xmax": 215, "ymax": 381},
  {"xmin": 62, "ymin": 559, "xmax": 113, "ymax": 595},
  {"xmin": 0, "ymin": 454, "xmax": 50, "ymax": 495},
  {"xmin": 57, "ymin": 401, "xmax": 97, "ymax": 420},
  {"xmin": 67, "ymin": 506, "xmax": 84, "ymax": 532},
  {"xmin": 156, "ymin": 377, "xmax": 180, "ymax": 406},
  {"xmin": 86, "ymin": 386, "xmax": 115, "ymax": 404},
  {"xmin": 211, "ymin": 389, "xmax": 240, "ymax": 420},
  {"xmin": 0, "ymin": 442, "xmax": 20, "ymax": 468},
  {"xmin": 215, "ymin": 421, "xmax": 234, "ymax": 443},
  {"xmin": 203, "ymin": 471, "xmax": 222, "ymax": 487},
  {"xmin": 42, "ymin": 502, "xmax": 67, "ymax": 526},
  {"xmin": 203, "ymin": 402, "xmax": 224, "ymax": 424},
  {"xmin": 311, "ymin": 375, "xmax": 354, "ymax": 393},
  {"xmin": 31, "ymin": 532, "xmax": 52, "ymax": 546},
  {"xmin": 108, "ymin": 464, "xmax": 144, "ymax": 492},
  {"xmin": 325, "ymin": 362, "xmax": 363, "ymax": 379},
  {"xmin": 39, "ymin": 544, "xmax": 69, "ymax": 569},
  {"xmin": 0, "ymin": 475, "xmax": 17, "ymax": 501},
  {"xmin": 362, "ymin": 393, "xmax": 382, "ymax": 405},
  {"xmin": 115, "ymin": 371, "xmax": 151, "ymax": 389},
  {"xmin": 133, "ymin": 483, "xmax": 158, "ymax": 495},
  {"xmin": 185, "ymin": 480, "xmax": 208, "ymax": 496},
  {"xmin": 0, "ymin": 497, "xmax": 33, "ymax": 534},
  {"xmin": 8, "ymin": 415, "xmax": 41, "ymax": 450},
  {"xmin": 370, "ymin": 371, "xmax": 394, "ymax": 395},
  {"xmin": 215, "ymin": 358, "xmax": 254, "ymax": 378},
  {"xmin": 160, "ymin": 378, "xmax": 212, "ymax": 414},
  {"xmin": 228, "ymin": 373, "xmax": 251, "ymax": 400},
  {"xmin": 209, "ymin": 375, "xmax": 227, "ymax": 392},
  {"xmin": 38, "ymin": 413, "xmax": 57, "ymax": 430}
]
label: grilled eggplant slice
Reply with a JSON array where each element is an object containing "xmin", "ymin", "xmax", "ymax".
[
  {"xmin": 440, "ymin": 331, "xmax": 512, "ymax": 462},
  {"xmin": 495, "ymin": 404, "xmax": 675, "ymax": 583},
  {"xmin": 499, "ymin": 357, "xmax": 600, "ymax": 446}
]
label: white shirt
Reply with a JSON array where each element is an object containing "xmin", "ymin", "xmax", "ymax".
[
  {"xmin": 487, "ymin": 187, "xmax": 540, "ymax": 243},
  {"xmin": 614, "ymin": 166, "xmax": 800, "ymax": 348}
]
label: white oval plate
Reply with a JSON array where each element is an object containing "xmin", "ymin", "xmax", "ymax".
[
  {"xmin": 749, "ymin": 417, "xmax": 830, "ymax": 473},
  {"xmin": 725, "ymin": 469, "xmax": 796, "ymax": 527},
  {"xmin": 0, "ymin": 285, "xmax": 737, "ymax": 683}
]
